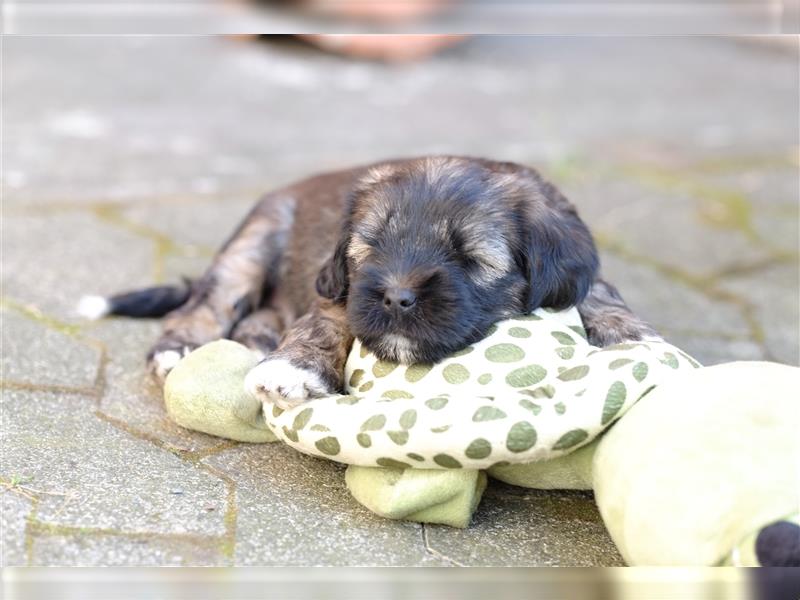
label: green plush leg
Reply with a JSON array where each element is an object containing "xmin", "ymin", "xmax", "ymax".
[
  {"xmin": 488, "ymin": 438, "xmax": 598, "ymax": 490},
  {"xmin": 345, "ymin": 466, "xmax": 487, "ymax": 528},
  {"xmin": 164, "ymin": 340, "xmax": 278, "ymax": 443}
]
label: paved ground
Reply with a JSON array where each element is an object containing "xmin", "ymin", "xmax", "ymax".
[{"xmin": 2, "ymin": 36, "xmax": 798, "ymax": 566}]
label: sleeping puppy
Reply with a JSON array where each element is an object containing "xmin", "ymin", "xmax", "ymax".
[{"xmin": 80, "ymin": 156, "xmax": 659, "ymax": 408}]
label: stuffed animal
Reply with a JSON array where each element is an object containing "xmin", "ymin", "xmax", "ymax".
[{"xmin": 164, "ymin": 309, "xmax": 799, "ymax": 566}]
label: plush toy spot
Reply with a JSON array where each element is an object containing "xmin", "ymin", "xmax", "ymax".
[
  {"xmin": 485, "ymin": 343, "xmax": 525, "ymax": 363},
  {"xmin": 609, "ymin": 358, "xmax": 634, "ymax": 370},
  {"xmin": 399, "ymin": 409, "xmax": 417, "ymax": 430},
  {"xmin": 465, "ymin": 438, "xmax": 492, "ymax": 459},
  {"xmin": 315, "ymin": 436, "xmax": 341, "ymax": 456},
  {"xmin": 387, "ymin": 430, "xmax": 409, "ymax": 445},
  {"xmin": 373, "ymin": 360, "xmax": 398, "ymax": 378},
  {"xmin": 632, "ymin": 362, "xmax": 649, "ymax": 382},
  {"xmin": 477, "ymin": 373, "xmax": 492, "ymax": 385},
  {"xmin": 521, "ymin": 385, "xmax": 555, "ymax": 399},
  {"xmin": 555, "ymin": 346, "xmax": 575, "ymax": 360},
  {"xmin": 601, "ymin": 381, "xmax": 627, "ymax": 425},
  {"xmin": 506, "ymin": 421, "xmax": 537, "ymax": 453},
  {"xmin": 443, "ymin": 364, "xmax": 470, "ymax": 384},
  {"xmin": 349, "ymin": 369, "xmax": 365, "ymax": 387},
  {"xmin": 509, "ymin": 327, "xmax": 531, "ymax": 338},
  {"xmin": 292, "ymin": 408, "xmax": 313, "ymax": 430},
  {"xmin": 661, "ymin": 352, "xmax": 680, "ymax": 369},
  {"xmin": 382, "ymin": 390, "xmax": 414, "ymax": 400},
  {"xmin": 336, "ymin": 395, "xmax": 360, "ymax": 405},
  {"xmin": 569, "ymin": 325, "xmax": 588, "ymax": 340},
  {"xmin": 433, "ymin": 454, "xmax": 462, "ymax": 468},
  {"xmin": 425, "ymin": 397, "xmax": 448, "ymax": 410},
  {"xmin": 505, "ymin": 364, "xmax": 547, "ymax": 387},
  {"xmin": 282, "ymin": 426, "xmax": 298, "ymax": 442},
  {"xmin": 404, "ymin": 364, "xmax": 432, "ymax": 383},
  {"xmin": 361, "ymin": 414, "xmax": 386, "ymax": 431},
  {"xmin": 473, "ymin": 406, "xmax": 507, "ymax": 422},
  {"xmin": 605, "ymin": 343, "xmax": 646, "ymax": 351},
  {"xmin": 551, "ymin": 331, "xmax": 576, "ymax": 345},
  {"xmin": 558, "ymin": 365, "xmax": 590, "ymax": 381},
  {"xmin": 376, "ymin": 457, "xmax": 410, "ymax": 469},
  {"xmin": 552, "ymin": 428, "xmax": 589, "ymax": 451},
  {"xmin": 519, "ymin": 398, "xmax": 542, "ymax": 415}
]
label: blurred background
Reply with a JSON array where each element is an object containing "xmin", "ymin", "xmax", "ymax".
[
  {"xmin": 5, "ymin": 35, "xmax": 798, "ymax": 364},
  {"xmin": 4, "ymin": 0, "xmax": 799, "ymax": 33},
  {"xmin": 2, "ymin": 34, "xmax": 798, "ymax": 567}
]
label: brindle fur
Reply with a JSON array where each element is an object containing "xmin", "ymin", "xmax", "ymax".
[{"xmin": 146, "ymin": 156, "xmax": 659, "ymax": 402}]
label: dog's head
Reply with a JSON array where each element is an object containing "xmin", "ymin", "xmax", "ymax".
[{"xmin": 315, "ymin": 157, "xmax": 598, "ymax": 364}]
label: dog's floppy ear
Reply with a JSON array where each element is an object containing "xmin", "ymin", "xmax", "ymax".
[
  {"xmin": 315, "ymin": 225, "xmax": 350, "ymax": 303},
  {"xmin": 518, "ymin": 200, "xmax": 599, "ymax": 311}
]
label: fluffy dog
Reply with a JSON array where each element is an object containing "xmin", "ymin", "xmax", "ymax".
[{"xmin": 80, "ymin": 156, "xmax": 659, "ymax": 408}]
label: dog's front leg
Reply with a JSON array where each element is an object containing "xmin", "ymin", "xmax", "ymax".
[
  {"xmin": 578, "ymin": 279, "xmax": 662, "ymax": 347},
  {"xmin": 147, "ymin": 197, "xmax": 293, "ymax": 382},
  {"xmin": 245, "ymin": 298, "xmax": 354, "ymax": 409}
]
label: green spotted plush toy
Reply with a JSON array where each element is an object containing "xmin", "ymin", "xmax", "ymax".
[{"xmin": 164, "ymin": 307, "xmax": 800, "ymax": 566}]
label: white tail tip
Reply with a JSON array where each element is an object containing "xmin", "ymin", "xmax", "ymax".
[{"xmin": 77, "ymin": 295, "xmax": 110, "ymax": 320}]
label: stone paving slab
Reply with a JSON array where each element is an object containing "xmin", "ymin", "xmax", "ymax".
[
  {"xmin": 120, "ymin": 195, "xmax": 257, "ymax": 252},
  {"xmin": 91, "ymin": 319, "xmax": 233, "ymax": 454},
  {"xmin": 2, "ymin": 390, "xmax": 229, "ymax": 536},
  {"xmin": 562, "ymin": 176, "xmax": 775, "ymax": 278},
  {"xmin": 204, "ymin": 443, "xmax": 449, "ymax": 566},
  {"xmin": 718, "ymin": 264, "xmax": 800, "ymax": 365},
  {"xmin": 599, "ymin": 255, "xmax": 757, "ymax": 346},
  {"xmin": 28, "ymin": 533, "xmax": 228, "ymax": 567},
  {"xmin": 1, "ymin": 310, "xmax": 101, "ymax": 390},
  {"xmin": 425, "ymin": 483, "xmax": 624, "ymax": 566},
  {"xmin": 1, "ymin": 491, "xmax": 33, "ymax": 566},
  {"xmin": 2, "ymin": 212, "xmax": 154, "ymax": 321}
]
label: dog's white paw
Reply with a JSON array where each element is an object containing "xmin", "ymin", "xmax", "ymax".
[
  {"xmin": 244, "ymin": 359, "xmax": 330, "ymax": 409},
  {"xmin": 150, "ymin": 348, "xmax": 190, "ymax": 381}
]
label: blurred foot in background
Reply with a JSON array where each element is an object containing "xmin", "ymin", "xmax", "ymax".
[
  {"xmin": 259, "ymin": 0, "xmax": 466, "ymax": 61},
  {"xmin": 300, "ymin": 0, "xmax": 452, "ymax": 23},
  {"xmin": 299, "ymin": 34, "xmax": 467, "ymax": 62}
]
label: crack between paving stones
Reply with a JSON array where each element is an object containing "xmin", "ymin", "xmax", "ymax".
[
  {"xmin": 595, "ymin": 235, "xmax": 773, "ymax": 359},
  {"xmin": 195, "ymin": 462, "xmax": 239, "ymax": 560},
  {"xmin": 0, "ymin": 380, "xmax": 98, "ymax": 397},
  {"xmin": 1, "ymin": 297, "xmax": 85, "ymax": 338},
  {"xmin": 2, "ymin": 312, "xmax": 242, "ymax": 565},
  {"xmin": 421, "ymin": 524, "xmax": 465, "ymax": 567},
  {"xmin": 89, "ymin": 205, "xmax": 215, "ymax": 283}
]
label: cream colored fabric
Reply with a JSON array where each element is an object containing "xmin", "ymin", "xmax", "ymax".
[
  {"xmin": 593, "ymin": 361, "xmax": 800, "ymax": 566},
  {"xmin": 263, "ymin": 307, "xmax": 698, "ymax": 468}
]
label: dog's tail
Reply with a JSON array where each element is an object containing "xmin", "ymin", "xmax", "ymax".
[{"xmin": 77, "ymin": 279, "xmax": 192, "ymax": 320}]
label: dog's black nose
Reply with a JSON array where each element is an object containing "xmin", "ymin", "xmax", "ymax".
[{"xmin": 383, "ymin": 288, "xmax": 417, "ymax": 312}]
